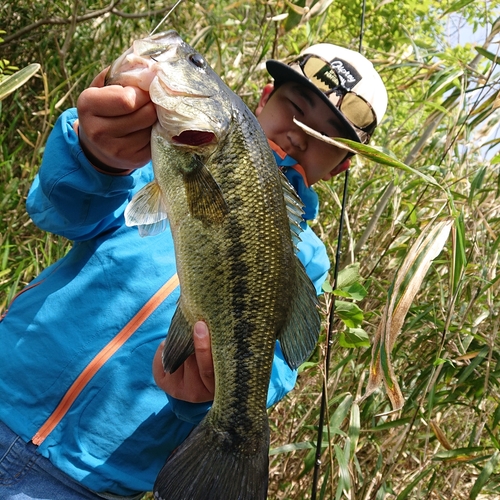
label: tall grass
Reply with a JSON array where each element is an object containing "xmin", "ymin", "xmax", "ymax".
[{"xmin": 2, "ymin": 1, "xmax": 500, "ymax": 498}]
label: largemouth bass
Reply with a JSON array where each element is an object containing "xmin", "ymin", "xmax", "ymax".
[{"xmin": 107, "ymin": 30, "xmax": 321, "ymax": 499}]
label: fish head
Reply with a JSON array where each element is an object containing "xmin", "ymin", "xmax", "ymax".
[
  {"xmin": 148, "ymin": 32, "xmax": 232, "ymax": 154},
  {"xmin": 107, "ymin": 30, "xmax": 232, "ymax": 155}
]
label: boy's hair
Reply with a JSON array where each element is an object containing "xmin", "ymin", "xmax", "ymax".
[{"xmin": 266, "ymin": 43, "xmax": 388, "ymax": 144}]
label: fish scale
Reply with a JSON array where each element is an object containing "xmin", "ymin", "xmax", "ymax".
[{"xmin": 108, "ymin": 30, "xmax": 321, "ymax": 499}]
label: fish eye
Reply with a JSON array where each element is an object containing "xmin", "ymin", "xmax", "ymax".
[{"xmin": 189, "ymin": 53, "xmax": 206, "ymax": 69}]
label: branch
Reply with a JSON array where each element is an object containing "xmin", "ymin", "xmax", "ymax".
[{"xmin": 1, "ymin": 1, "xmax": 173, "ymax": 45}]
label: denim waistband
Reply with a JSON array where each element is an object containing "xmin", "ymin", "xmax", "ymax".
[{"xmin": 0, "ymin": 420, "xmax": 145, "ymax": 500}]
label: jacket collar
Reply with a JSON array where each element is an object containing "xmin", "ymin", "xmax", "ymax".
[{"xmin": 268, "ymin": 140, "xmax": 319, "ymax": 222}]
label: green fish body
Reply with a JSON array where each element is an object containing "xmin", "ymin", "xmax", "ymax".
[{"xmin": 108, "ymin": 30, "xmax": 321, "ymax": 500}]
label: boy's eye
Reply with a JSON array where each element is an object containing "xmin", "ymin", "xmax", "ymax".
[{"xmin": 289, "ymin": 100, "xmax": 303, "ymax": 115}]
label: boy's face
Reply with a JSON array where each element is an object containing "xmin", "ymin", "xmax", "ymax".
[{"xmin": 256, "ymin": 82, "xmax": 351, "ymax": 185}]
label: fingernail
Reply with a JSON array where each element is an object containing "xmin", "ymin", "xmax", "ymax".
[{"xmin": 194, "ymin": 321, "xmax": 208, "ymax": 337}]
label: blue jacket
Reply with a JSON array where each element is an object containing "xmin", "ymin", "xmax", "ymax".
[{"xmin": 0, "ymin": 109, "xmax": 329, "ymax": 495}]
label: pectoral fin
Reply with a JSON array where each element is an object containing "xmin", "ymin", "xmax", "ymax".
[
  {"xmin": 184, "ymin": 158, "xmax": 229, "ymax": 225},
  {"xmin": 162, "ymin": 304, "xmax": 195, "ymax": 374},
  {"xmin": 278, "ymin": 260, "xmax": 321, "ymax": 370},
  {"xmin": 125, "ymin": 180, "xmax": 169, "ymax": 237}
]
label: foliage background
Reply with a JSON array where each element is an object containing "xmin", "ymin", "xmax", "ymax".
[{"xmin": 2, "ymin": 0, "xmax": 500, "ymax": 498}]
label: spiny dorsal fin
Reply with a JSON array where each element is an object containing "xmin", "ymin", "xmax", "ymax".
[{"xmin": 280, "ymin": 171, "xmax": 306, "ymax": 252}]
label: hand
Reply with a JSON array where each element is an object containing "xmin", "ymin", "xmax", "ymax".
[
  {"xmin": 153, "ymin": 321, "xmax": 215, "ymax": 403},
  {"xmin": 76, "ymin": 68, "xmax": 157, "ymax": 172}
]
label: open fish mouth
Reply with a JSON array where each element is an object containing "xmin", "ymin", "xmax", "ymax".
[{"xmin": 172, "ymin": 130, "xmax": 216, "ymax": 146}]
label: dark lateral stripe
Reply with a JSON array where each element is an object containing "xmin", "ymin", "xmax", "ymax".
[{"xmin": 227, "ymin": 204, "xmax": 254, "ymax": 443}]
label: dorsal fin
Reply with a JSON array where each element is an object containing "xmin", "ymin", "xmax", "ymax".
[{"xmin": 280, "ymin": 171, "xmax": 306, "ymax": 251}]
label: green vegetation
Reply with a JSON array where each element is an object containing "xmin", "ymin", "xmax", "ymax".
[{"xmin": 2, "ymin": 1, "xmax": 500, "ymax": 498}]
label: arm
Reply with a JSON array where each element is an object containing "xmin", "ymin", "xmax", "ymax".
[{"xmin": 27, "ymin": 71, "xmax": 157, "ymax": 241}]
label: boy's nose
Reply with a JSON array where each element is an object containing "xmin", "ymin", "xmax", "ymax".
[{"xmin": 287, "ymin": 128, "xmax": 307, "ymax": 151}]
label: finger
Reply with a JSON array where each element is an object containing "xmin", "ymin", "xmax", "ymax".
[
  {"xmin": 152, "ymin": 340, "xmax": 168, "ymax": 386},
  {"xmin": 78, "ymin": 85, "xmax": 152, "ymax": 119},
  {"xmin": 193, "ymin": 321, "xmax": 215, "ymax": 395},
  {"xmin": 89, "ymin": 68, "xmax": 109, "ymax": 88}
]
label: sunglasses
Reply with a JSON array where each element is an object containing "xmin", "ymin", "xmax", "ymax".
[{"xmin": 293, "ymin": 54, "xmax": 377, "ymax": 143}]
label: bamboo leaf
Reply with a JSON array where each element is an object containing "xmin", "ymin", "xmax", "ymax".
[
  {"xmin": 434, "ymin": 447, "xmax": 487, "ymax": 461},
  {"xmin": 396, "ymin": 466, "xmax": 434, "ymax": 500},
  {"xmin": 451, "ymin": 212, "xmax": 467, "ymax": 296},
  {"xmin": 293, "ymin": 118, "xmax": 445, "ymax": 190},
  {"xmin": 455, "ymin": 345, "xmax": 489, "ymax": 386},
  {"xmin": 475, "ymin": 47, "xmax": 500, "ymax": 65},
  {"xmin": 361, "ymin": 218, "xmax": 453, "ymax": 409},
  {"xmin": 0, "ymin": 63, "xmax": 40, "ymax": 101},
  {"xmin": 269, "ymin": 441, "xmax": 314, "ymax": 455},
  {"xmin": 348, "ymin": 402, "xmax": 360, "ymax": 459},
  {"xmin": 441, "ymin": 0, "xmax": 477, "ymax": 16},
  {"xmin": 470, "ymin": 451, "xmax": 500, "ymax": 499},
  {"xmin": 329, "ymin": 394, "xmax": 353, "ymax": 435},
  {"xmin": 335, "ymin": 443, "xmax": 351, "ymax": 494}
]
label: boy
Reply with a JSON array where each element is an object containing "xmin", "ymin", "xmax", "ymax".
[{"xmin": 0, "ymin": 41, "xmax": 387, "ymax": 499}]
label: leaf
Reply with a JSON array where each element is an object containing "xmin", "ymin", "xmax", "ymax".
[
  {"xmin": 0, "ymin": 63, "xmax": 40, "ymax": 101},
  {"xmin": 433, "ymin": 447, "xmax": 487, "ymax": 461},
  {"xmin": 475, "ymin": 47, "xmax": 500, "ymax": 65},
  {"xmin": 269, "ymin": 441, "xmax": 314, "ymax": 455},
  {"xmin": 470, "ymin": 451, "xmax": 500, "ymax": 499},
  {"xmin": 348, "ymin": 402, "xmax": 360, "ymax": 459},
  {"xmin": 441, "ymin": 0, "xmax": 477, "ymax": 16},
  {"xmin": 455, "ymin": 345, "xmax": 489, "ymax": 386},
  {"xmin": 339, "ymin": 328, "xmax": 370, "ymax": 348},
  {"xmin": 339, "ymin": 282, "xmax": 367, "ymax": 301},
  {"xmin": 335, "ymin": 300, "xmax": 364, "ymax": 328},
  {"xmin": 336, "ymin": 263, "xmax": 362, "ymax": 289},
  {"xmin": 360, "ymin": 218, "xmax": 453, "ymax": 410},
  {"xmin": 396, "ymin": 466, "xmax": 434, "ymax": 500},
  {"xmin": 335, "ymin": 444, "xmax": 351, "ymax": 494},
  {"xmin": 293, "ymin": 118, "xmax": 445, "ymax": 191},
  {"xmin": 451, "ymin": 212, "xmax": 466, "ymax": 296},
  {"xmin": 329, "ymin": 394, "xmax": 353, "ymax": 435}
]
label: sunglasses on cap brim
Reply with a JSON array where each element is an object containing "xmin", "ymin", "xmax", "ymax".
[{"xmin": 292, "ymin": 54, "xmax": 377, "ymax": 144}]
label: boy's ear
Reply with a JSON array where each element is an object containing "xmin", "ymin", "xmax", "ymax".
[{"xmin": 255, "ymin": 84, "xmax": 274, "ymax": 117}]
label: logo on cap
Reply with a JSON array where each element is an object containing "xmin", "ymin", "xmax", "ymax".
[{"xmin": 316, "ymin": 58, "xmax": 362, "ymax": 92}]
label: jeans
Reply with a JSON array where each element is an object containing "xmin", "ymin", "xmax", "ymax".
[{"xmin": 0, "ymin": 421, "xmax": 144, "ymax": 500}]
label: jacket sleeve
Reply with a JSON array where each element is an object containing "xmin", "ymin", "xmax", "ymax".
[
  {"xmin": 26, "ymin": 108, "xmax": 146, "ymax": 242},
  {"xmin": 297, "ymin": 225, "xmax": 330, "ymax": 295}
]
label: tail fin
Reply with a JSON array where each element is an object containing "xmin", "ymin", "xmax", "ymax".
[{"xmin": 154, "ymin": 418, "xmax": 269, "ymax": 500}]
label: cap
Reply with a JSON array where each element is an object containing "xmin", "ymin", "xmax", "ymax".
[{"xmin": 266, "ymin": 43, "xmax": 388, "ymax": 143}]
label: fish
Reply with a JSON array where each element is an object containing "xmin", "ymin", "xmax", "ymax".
[{"xmin": 106, "ymin": 30, "xmax": 321, "ymax": 500}]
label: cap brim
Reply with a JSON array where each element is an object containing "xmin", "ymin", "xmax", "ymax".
[{"xmin": 266, "ymin": 60, "xmax": 361, "ymax": 144}]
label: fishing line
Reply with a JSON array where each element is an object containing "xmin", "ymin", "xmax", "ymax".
[
  {"xmin": 311, "ymin": 0, "xmax": 367, "ymax": 497},
  {"xmin": 150, "ymin": 0, "xmax": 184, "ymax": 36},
  {"xmin": 311, "ymin": 168, "xmax": 350, "ymax": 500}
]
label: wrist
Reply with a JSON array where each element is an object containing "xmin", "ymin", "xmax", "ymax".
[{"xmin": 75, "ymin": 121, "xmax": 133, "ymax": 176}]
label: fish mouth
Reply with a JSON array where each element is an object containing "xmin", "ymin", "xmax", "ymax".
[
  {"xmin": 158, "ymin": 78, "xmax": 208, "ymax": 98},
  {"xmin": 172, "ymin": 130, "xmax": 216, "ymax": 146}
]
